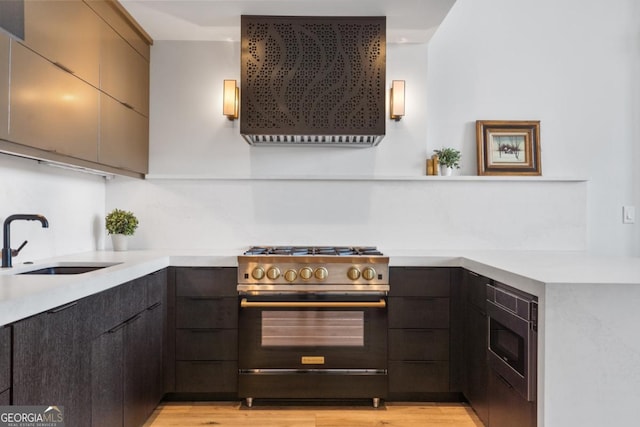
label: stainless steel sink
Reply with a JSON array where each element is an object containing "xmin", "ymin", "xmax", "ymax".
[{"xmin": 18, "ymin": 263, "xmax": 121, "ymax": 275}]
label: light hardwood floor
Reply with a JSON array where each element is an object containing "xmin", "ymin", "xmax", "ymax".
[{"xmin": 144, "ymin": 401, "xmax": 484, "ymax": 427}]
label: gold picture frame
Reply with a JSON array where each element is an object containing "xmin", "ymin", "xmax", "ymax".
[{"xmin": 476, "ymin": 120, "xmax": 541, "ymax": 176}]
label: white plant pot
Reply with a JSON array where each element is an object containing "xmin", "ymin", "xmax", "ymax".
[
  {"xmin": 440, "ymin": 166, "xmax": 453, "ymax": 176},
  {"xmin": 111, "ymin": 234, "xmax": 128, "ymax": 251}
]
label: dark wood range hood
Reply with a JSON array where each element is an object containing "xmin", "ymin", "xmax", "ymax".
[{"xmin": 240, "ymin": 15, "xmax": 386, "ymax": 147}]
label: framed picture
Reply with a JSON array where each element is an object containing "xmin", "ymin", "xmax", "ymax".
[{"xmin": 476, "ymin": 120, "xmax": 541, "ymax": 176}]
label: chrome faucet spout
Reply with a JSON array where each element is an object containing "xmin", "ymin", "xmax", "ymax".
[{"xmin": 2, "ymin": 214, "xmax": 49, "ymax": 268}]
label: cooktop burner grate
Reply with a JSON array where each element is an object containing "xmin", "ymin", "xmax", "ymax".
[{"xmin": 243, "ymin": 246, "xmax": 384, "ymax": 256}]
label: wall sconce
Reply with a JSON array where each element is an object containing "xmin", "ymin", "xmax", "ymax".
[
  {"xmin": 223, "ymin": 79, "xmax": 239, "ymax": 120},
  {"xmin": 390, "ymin": 80, "xmax": 405, "ymax": 121}
]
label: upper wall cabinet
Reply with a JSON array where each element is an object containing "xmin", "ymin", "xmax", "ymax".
[
  {"xmin": 83, "ymin": 0, "xmax": 150, "ymax": 61},
  {"xmin": 99, "ymin": 94, "xmax": 149, "ymax": 173},
  {"xmin": 100, "ymin": 23, "xmax": 149, "ymax": 117},
  {"xmin": 9, "ymin": 42, "xmax": 99, "ymax": 162},
  {"xmin": 22, "ymin": 0, "xmax": 101, "ymax": 88},
  {"xmin": 0, "ymin": 32, "xmax": 9, "ymax": 141}
]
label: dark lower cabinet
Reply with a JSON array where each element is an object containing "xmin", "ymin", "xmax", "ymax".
[
  {"xmin": 12, "ymin": 269, "xmax": 167, "ymax": 427},
  {"xmin": 123, "ymin": 311, "xmax": 150, "ymax": 427},
  {"xmin": 170, "ymin": 267, "xmax": 238, "ymax": 398},
  {"xmin": 13, "ymin": 300, "xmax": 92, "ymax": 427},
  {"xmin": 388, "ymin": 267, "xmax": 453, "ymax": 400},
  {"xmin": 91, "ymin": 270, "xmax": 167, "ymax": 427},
  {"xmin": 463, "ymin": 270, "xmax": 490, "ymax": 426},
  {"xmin": 92, "ymin": 325, "xmax": 124, "ymax": 427},
  {"xmin": 488, "ymin": 371, "xmax": 536, "ymax": 427}
]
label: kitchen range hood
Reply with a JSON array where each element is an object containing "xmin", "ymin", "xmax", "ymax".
[{"xmin": 240, "ymin": 15, "xmax": 386, "ymax": 147}]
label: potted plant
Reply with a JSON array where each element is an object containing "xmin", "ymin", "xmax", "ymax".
[
  {"xmin": 433, "ymin": 147, "xmax": 461, "ymax": 176},
  {"xmin": 105, "ymin": 208, "xmax": 139, "ymax": 251}
]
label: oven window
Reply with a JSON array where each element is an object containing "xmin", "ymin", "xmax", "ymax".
[
  {"xmin": 489, "ymin": 317, "xmax": 525, "ymax": 375},
  {"xmin": 262, "ymin": 311, "xmax": 364, "ymax": 347}
]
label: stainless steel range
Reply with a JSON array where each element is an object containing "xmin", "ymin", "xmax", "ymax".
[{"xmin": 237, "ymin": 246, "xmax": 389, "ymax": 408}]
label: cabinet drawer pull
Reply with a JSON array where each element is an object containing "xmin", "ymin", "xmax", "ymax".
[
  {"xmin": 108, "ymin": 321, "xmax": 127, "ymax": 334},
  {"xmin": 188, "ymin": 329, "xmax": 221, "ymax": 334},
  {"xmin": 402, "ymin": 361, "xmax": 437, "ymax": 365},
  {"xmin": 53, "ymin": 61, "xmax": 74, "ymax": 74},
  {"xmin": 187, "ymin": 296, "xmax": 224, "ymax": 301},
  {"xmin": 47, "ymin": 301, "xmax": 78, "ymax": 314},
  {"xmin": 497, "ymin": 373, "xmax": 514, "ymax": 389}
]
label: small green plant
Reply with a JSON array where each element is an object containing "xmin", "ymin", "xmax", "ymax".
[
  {"xmin": 105, "ymin": 209, "xmax": 139, "ymax": 235},
  {"xmin": 433, "ymin": 147, "xmax": 461, "ymax": 169}
]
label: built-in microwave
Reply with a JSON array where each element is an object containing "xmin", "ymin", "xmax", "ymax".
[{"xmin": 486, "ymin": 282, "xmax": 538, "ymax": 402}]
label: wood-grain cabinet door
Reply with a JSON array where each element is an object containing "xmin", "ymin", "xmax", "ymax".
[
  {"xmin": 9, "ymin": 41, "xmax": 99, "ymax": 162},
  {"xmin": 22, "ymin": 0, "xmax": 101, "ymax": 87},
  {"xmin": 99, "ymin": 93, "xmax": 149, "ymax": 173},
  {"xmin": 0, "ymin": 32, "xmax": 8, "ymax": 140},
  {"xmin": 13, "ymin": 300, "xmax": 92, "ymax": 427}
]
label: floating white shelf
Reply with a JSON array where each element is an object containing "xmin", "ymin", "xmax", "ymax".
[{"xmin": 144, "ymin": 174, "xmax": 588, "ymax": 182}]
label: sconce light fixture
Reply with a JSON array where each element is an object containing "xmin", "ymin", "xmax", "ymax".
[
  {"xmin": 223, "ymin": 79, "xmax": 239, "ymax": 120},
  {"xmin": 390, "ymin": 80, "xmax": 405, "ymax": 121}
]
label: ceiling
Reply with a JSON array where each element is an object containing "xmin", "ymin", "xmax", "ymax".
[{"xmin": 119, "ymin": 0, "xmax": 457, "ymax": 44}]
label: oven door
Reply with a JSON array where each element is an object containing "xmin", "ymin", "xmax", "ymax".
[
  {"xmin": 239, "ymin": 293, "xmax": 387, "ymax": 370},
  {"xmin": 487, "ymin": 299, "xmax": 537, "ymax": 401},
  {"xmin": 238, "ymin": 293, "xmax": 388, "ymax": 402}
]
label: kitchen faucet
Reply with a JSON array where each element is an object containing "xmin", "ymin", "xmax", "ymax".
[{"xmin": 2, "ymin": 214, "xmax": 49, "ymax": 268}]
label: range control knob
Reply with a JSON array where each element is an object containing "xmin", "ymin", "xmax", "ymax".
[
  {"xmin": 251, "ymin": 266, "xmax": 265, "ymax": 280},
  {"xmin": 299, "ymin": 267, "xmax": 313, "ymax": 280},
  {"xmin": 266, "ymin": 267, "xmax": 281, "ymax": 280},
  {"xmin": 362, "ymin": 267, "xmax": 376, "ymax": 281},
  {"xmin": 347, "ymin": 267, "xmax": 361, "ymax": 280},
  {"xmin": 284, "ymin": 269, "xmax": 297, "ymax": 282},
  {"xmin": 314, "ymin": 267, "xmax": 328, "ymax": 281}
]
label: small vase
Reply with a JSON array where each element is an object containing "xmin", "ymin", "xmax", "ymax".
[
  {"xmin": 111, "ymin": 234, "xmax": 128, "ymax": 251},
  {"xmin": 440, "ymin": 166, "xmax": 453, "ymax": 176}
]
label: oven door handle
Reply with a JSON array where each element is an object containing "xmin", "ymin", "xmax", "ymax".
[{"xmin": 240, "ymin": 298, "xmax": 386, "ymax": 308}]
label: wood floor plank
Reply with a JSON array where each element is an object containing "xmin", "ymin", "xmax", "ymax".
[{"xmin": 143, "ymin": 402, "xmax": 484, "ymax": 427}]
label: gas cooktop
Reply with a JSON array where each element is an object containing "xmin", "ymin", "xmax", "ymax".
[{"xmin": 237, "ymin": 245, "xmax": 389, "ymax": 293}]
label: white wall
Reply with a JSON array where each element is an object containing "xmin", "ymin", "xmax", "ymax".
[
  {"xmin": 427, "ymin": 0, "xmax": 640, "ymax": 255},
  {"xmin": 104, "ymin": 33, "xmax": 588, "ymax": 253},
  {"xmin": 0, "ymin": 155, "xmax": 106, "ymax": 263}
]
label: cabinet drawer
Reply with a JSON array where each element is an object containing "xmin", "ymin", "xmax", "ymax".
[
  {"xmin": 88, "ymin": 279, "xmax": 146, "ymax": 336},
  {"xmin": 176, "ymin": 297, "xmax": 238, "ymax": 329},
  {"xmin": 176, "ymin": 268, "xmax": 237, "ymax": 297},
  {"xmin": 146, "ymin": 269, "xmax": 167, "ymax": 307},
  {"xmin": 0, "ymin": 326, "xmax": 10, "ymax": 392},
  {"xmin": 175, "ymin": 361, "xmax": 238, "ymax": 393},
  {"xmin": 176, "ymin": 329, "xmax": 238, "ymax": 361},
  {"xmin": 389, "ymin": 329, "xmax": 449, "ymax": 361},
  {"xmin": 388, "ymin": 297, "xmax": 449, "ymax": 329},
  {"xmin": 389, "ymin": 267, "xmax": 450, "ymax": 297},
  {"xmin": 389, "ymin": 360, "xmax": 449, "ymax": 393}
]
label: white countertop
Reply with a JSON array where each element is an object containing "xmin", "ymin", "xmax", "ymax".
[{"xmin": 1, "ymin": 249, "xmax": 639, "ymax": 326}]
